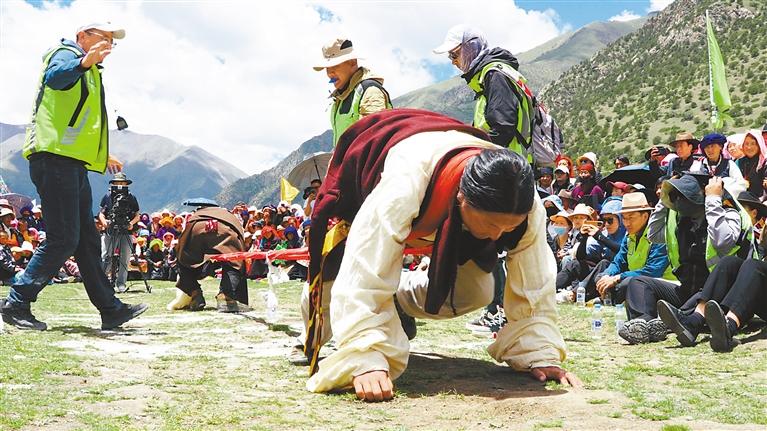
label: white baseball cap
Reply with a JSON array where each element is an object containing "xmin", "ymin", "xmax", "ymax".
[
  {"xmin": 433, "ymin": 24, "xmax": 482, "ymax": 54},
  {"xmin": 77, "ymin": 22, "xmax": 126, "ymax": 39}
]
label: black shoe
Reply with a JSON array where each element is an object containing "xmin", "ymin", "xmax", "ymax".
[
  {"xmin": 657, "ymin": 300, "xmax": 697, "ymax": 347},
  {"xmin": 394, "ymin": 295, "xmax": 417, "ymax": 340},
  {"xmin": 705, "ymin": 300, "xmax": 739, "ymax": 352},
  {"xmin": 0, "ymin": 298, "xmax": 47, "ymax": 331},
  {"xmin": 101, "ymin": 303, "xmax": 149, "ymax": 330},
  {"xmin": 189, "ymin": 290, "xmax": 206, "ymax": 312},
  {"xmin": 647, "ymin": 318, "xmax": 669, "ymax": 342}
]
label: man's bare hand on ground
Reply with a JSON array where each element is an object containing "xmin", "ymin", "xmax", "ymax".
[
  {"xmin": 531, "ymin": 366, "xmax": 583, "ymax": 388},
  {"xmin": 352, "ymin": 370, "xmax": 393, "ymax": 402}
]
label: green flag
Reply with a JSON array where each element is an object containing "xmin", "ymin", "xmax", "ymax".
[{"xmin": 706, "ymin": 10, "xmax": 732, "ymax": 130}]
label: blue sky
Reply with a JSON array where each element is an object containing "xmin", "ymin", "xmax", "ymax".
[{"xmin": 518, "ymin": 0, "xmax": 656, "ymax": 28}]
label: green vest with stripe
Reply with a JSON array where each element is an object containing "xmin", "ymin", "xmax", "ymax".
[
  {"xmin": 665, "ymin": 202, "xmax": 754, "ymax": 272},
  {"xmin": 467, "ymin": 61, "xmax": 534, "ymax": 162},
  {"xmin": 330, "ymin": 79, "xmax": 392, "ymax": 146},
  {"xmin": 23, "ymin": 44, "xmax": 109, "ymax": 173},
  {"xmin": 626, "ymin": 227, "xmax": 677, "ymax": 281}
]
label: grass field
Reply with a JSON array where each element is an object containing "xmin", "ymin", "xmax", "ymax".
[{"xmin": 0, "ymin": 279, "xmax": 765, "ymax": 430}]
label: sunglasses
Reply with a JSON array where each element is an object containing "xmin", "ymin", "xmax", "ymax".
[{"xmin": 602, "ymin": 217, "xmax": 617, "ymax": 225}]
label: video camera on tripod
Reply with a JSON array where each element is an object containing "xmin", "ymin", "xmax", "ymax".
[{"xmin": 107, "ymin": 173, "xmax": 134, "ymax": 235}]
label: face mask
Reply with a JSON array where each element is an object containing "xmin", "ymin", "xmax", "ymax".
[{"xmin": 548, "ymin": 225, "xmax": 568, "ymax": 238}]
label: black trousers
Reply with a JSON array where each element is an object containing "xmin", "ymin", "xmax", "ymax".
[
  {"xmin": 176, "ymin": 263, "xmax": 248, "ymax": 304},
  {"xmin": 486, "ymin": 258, "xmax": 506, "ymax": 314},
  {"xmin": 623, "ymin": 276, "xmax": 690, "ymax": 321},
  {"xmin": 556, "ymin": 259, "xmax": 593, "ymax": 291},
  {"xmin": 682, "ymin": 255, "xmax": 767, "ymax": 323},
  {"xmin": 581, "ymin": 259, "xmax": 612, "ymax": 300}
]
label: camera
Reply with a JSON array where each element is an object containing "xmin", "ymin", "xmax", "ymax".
[
  {"xmin": 303, "ymin": 186, "xmax": 317, "ymax": 200},
  {"xmin": 108, "ymin": 185, "xmax": 133, "ymax": 235}
]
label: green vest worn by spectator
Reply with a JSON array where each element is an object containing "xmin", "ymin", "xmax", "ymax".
[
  {"xmin": 627, "ymin": 227, "xmax": 677, "ymax": 281},
  {"xmin": 467, "ymin": 61, "xmax": 534, "ymax": 162},
  {"xmin": 330, "ymin": 76, "xmax": 392, "ymax": 146},
  {"xmin": 23, "ymin": 44, "xmax": 109, "ymax": 173},
  {"xmin": 665, "ymin": 204, "xmax": 753, "ymax": 272}
]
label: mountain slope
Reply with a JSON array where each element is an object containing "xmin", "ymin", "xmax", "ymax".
[
  {"xmin": 543, "ymin": 0, "xmax": 767, "ymax": 166},
  {"xmin": 0, "ymin": 128, "xmax": 247, "ymax": 212}
]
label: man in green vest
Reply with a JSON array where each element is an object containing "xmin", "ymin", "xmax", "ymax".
[
  {"xmin": 593, "ymin": 192, "xmax": 675, "ymax": 344},
  {"xmin": 621, "ymin": 174, "xmax": 750, "ymax": 344},
  {"xmin": 313, "ymin": 37, "xmax": 392, "ymax": 145},
  {"xmin": 434, "ymin": 25, "xmax": 533, "ymax": 160},
  {"xmin": 0, "ymin": 22, "xmax": 148, "ymax": 331}
]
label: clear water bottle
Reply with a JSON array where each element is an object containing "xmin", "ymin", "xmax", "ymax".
[
  {"xmin": 615, "ymin": 303, "xmax": 626, "ymax": 337},
  {"xmin": 603, "ymin": 291, "xmax": 613, "ymax": 307},
  {"xmin": 591, "ymin": 303, "xmax": 603, "ymax": 339},
  {"xmin": 262, "ymin": 290, "xmax": 279, "ymax": 323},
  {"xmin": 576, "ymin": 282, "xmax": 586, "ymax": 307}
]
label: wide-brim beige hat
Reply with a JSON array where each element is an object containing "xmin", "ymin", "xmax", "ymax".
[
  {"xmin": 567, "ymin": 203, "xmax": 597, "ymax": 220},
  {"xmin": 549, "ymin": 210, "xmax": 572, "ymax": 224},
  {"xmin": 313, "ymin": 38, "xmax": 362, "ymax": 71},
  {"xmin": 618, "ymin": 192, "xmax": 653, "ymax": 214}
]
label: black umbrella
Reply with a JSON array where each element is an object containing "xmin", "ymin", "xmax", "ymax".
[{"xmin": 601, "ymin": 164, "xmax": 656, "ymax": 191}]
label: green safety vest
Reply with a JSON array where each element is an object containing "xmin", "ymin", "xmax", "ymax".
[
  {"xmin": 467, "ymin": 61, "xmax": 534, "ymax": 162},
  {"xmin": 665, "ymin": 202, "xmax": 754, "ymax": 272},
  {"xmin": 330, "ymin": 79, "xmax": 392, "ymax": 146},
  {"xmin": 626, "ymin": 227, "xmax": 677, "ymax": 281},
  {"xmin": 23, "ymin": 44, "xmax": 109, "ymax": 173}
]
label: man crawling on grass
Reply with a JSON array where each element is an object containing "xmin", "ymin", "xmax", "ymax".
[{"xmin": 301, "ymin": 109, "xmax": 582, "ymax": 402}]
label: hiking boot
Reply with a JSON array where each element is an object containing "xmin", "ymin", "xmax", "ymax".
[
  {"xmin": 618, "ymin": 318, "xmax": 649, "ymax": 344},
  {"xmin": 647, "ymin": 318, "xmax": 669, "ymax": 342},
  {"xmin": 394, "ymin": 295, "xmax": 417, "ymax": 340},
  {"xmin": 657, "ymin": 300, "xmax": 698, "ymax": 347},
  {"xmin": 705, "ymin": 300, "xmax": 740, "ymax": 353},
  {"xmin": 101, "ymin": 303, "xmax": 149, "ymax": 330},
  {"xmin": 0, "ymin": 298, "xmax": 47, "ymax": 331},
  {"xmin": 189, "ymin": 290, "xmax": 206, "ymax": 312},
  {"xmin": 465, "ymin": 309, "xmax": 499, "ymax": 333}
]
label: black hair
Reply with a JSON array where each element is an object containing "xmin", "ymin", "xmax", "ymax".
[
  {"xmin": 616, "ymin": 155, "xmax": 630, "ymax": 165},
  {"xmin": 459, "ymin": 149, "xmax": 534, "ymax": 214}
]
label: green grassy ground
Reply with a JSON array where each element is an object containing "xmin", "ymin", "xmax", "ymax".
[{"xmin": 0, "ymin": 279, "xmax": 765, "ymax": 430}]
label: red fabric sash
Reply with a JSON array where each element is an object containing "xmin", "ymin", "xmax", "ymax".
[{"xmin": 407, "ymin": 148, "xmax": 482, "ymax": 242}]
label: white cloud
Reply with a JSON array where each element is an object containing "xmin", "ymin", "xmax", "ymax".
[
  {"xmin": 0, "ymin": 0, "xmax": 564, "ymax": 175},
  {"xmin": 648, "ymin": 0, "xmax": 674, "ymax": 12},
  {"xmin": 609, "ymin": 10, "xmax": 640, "ymax": 22}
]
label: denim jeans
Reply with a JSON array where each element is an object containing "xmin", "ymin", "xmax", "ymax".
[{"xmin": 8, "ymin": 154, "xmax": 123, "ymax": 312}]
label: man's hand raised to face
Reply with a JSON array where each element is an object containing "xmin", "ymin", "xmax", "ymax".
[{"xmin": 352, "ymin": 370, "xmax": 394, "ymax": 402}]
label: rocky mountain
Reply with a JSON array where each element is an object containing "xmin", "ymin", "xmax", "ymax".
[
  {"xmin": 0, "ymin": 124, "xmax": 247, "ymax": 212},
  {"xmin": 543, "ymin": 0, "xmax": 767, "ymax": 166},
  {"xmin": 218, "ymin": 17, "xmax": 648, "ymax": 207}
]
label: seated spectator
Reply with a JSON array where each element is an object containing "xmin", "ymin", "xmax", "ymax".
[
  {"xmin": 139, "ymin": 213, "xmax": 151, "ymax": 230},
  {"xmin": 557, "ymin": 189, "xmax": 576, "ymax": 211},
  {"xmin": 19, "ymin": 206, "xmax": 35, "ymax": 229},
  {"xmin": 542, "ymin": 195, "xmax": 565, "ymax": 220},
  {"xmin": 146, "ymin": 239, "xmax": 167, "ymax": 280},
  {"xmin": 619, "ymin": 174, "xmax": 749, "ymax": 344},
  {"xmin": 548, "ymin": 211, "xmax": 573, "ymax": 270},
  {"xmin": 558, "ymin": 204, "xmax": 595, "ymax": 267},
  {"xmin": 283, "ymin": 226, "xmax": 302, "ymax": 249},
  {"xmin": 607, "ymin": 181, "xmax": 630, "ymax": 198},
  {"xmin": 691, "ymin": 133, "xmax": 744, "ymax": 183},
  {"xmin": 593, "ymin": 193, "xmax": 674, "ymax": 338},
  {"xmin": 658, "ymin": 190, "xmax": 766, "ymax": 352},
  {"xmin": 149, "ymin": 212, "xmax": 162, "ymax": 236},
  {"xmin": 259, "ymin": 225, "xmax": 280, "ymax": 250},
  {"xmin": 558, "ymin": 199, "xmax": 627, "ymax": 300},
  {"xmin": 0, "ymin": 208, "xmax": 23, "ymax": 248},
  {"xmin": 571, "ymin": 161, "xmax": 605, "ymax": 210},
  {"xmin": 725, "ymin": 133, "xmax": 745, "ymax": 161},
  {"xmin": 666, "ymin": 132, "xmax": 701, "ymax": 177},
  {"xmin": 734, "ymin": 130, "xmax": 767, "ymax": 198},
  {"xmin": 614, "ymin": 155, "xmax": 630, "ymax": 170},
  {"xmin": 536, "ymin": 167, "xmax": 554, "ymax": 197},
  {"xmin": 17, "ymin": 218, "xmax": 34, "ymax": 243},
  {"xmin": 30, "ymin": 205, "xmax": 45, "ymax": 232},
  {"xmin": 165, "ymin": 239, "xmax": 178, "ymax": 281},
  {"xmin": 156, "ymin": 217, "xmax": 178, "ymax": 240},
  {"xmin": 173, "ymin": 215, "xmax": 185, "ymax": 233},
  {"xmin": 0, "ymin": 231, "xmax": 23, "ymax": 284},
  {"xmin": 11, "ymin": 242, "xmax": 35, "ymax": 269},
  {"xmin": 552, "ymin": 165, "xmax": 573, "ymax": 195}
]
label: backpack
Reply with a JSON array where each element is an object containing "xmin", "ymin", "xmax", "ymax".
[{"xmin": 530, "ymin": 102, "xmax": 565, "ymax": 166}]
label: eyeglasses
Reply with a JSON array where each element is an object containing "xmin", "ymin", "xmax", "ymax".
[{"xmin": 85, "ymin": 30, "xmax": 116, "ymax": 47}]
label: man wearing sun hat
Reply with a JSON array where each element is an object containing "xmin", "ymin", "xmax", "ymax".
[
  {"xmin": 314, "ymin": 37, "xmax": 392, "ymax": 145},
  {"xmin": 1, "ymin": 21, "xmax": 148, "ymax": 331},
  {"xmin": 666, "ymin": 132, "xmax": 701, "ymax": 177}
]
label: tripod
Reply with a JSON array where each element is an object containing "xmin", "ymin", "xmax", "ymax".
[{"xmin": 104, "ymin": 232, "xmax": 152, "ymax": 293}]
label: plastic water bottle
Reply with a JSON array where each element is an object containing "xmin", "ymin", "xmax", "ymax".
[
  {"xmin": 591, "ymin": 304, "xmax": 603, "ymax": 339},
  {"xmin": 615, "ymin": 303, "xmax": 626, "ymax": 337},
  {"xmin": 603, "ymin": 291, "xmax": 613, "ymax": 307},
  {"xmin": 263, "ymin": 290, "xmax": 279, "ymax": 323},
  {"xmin": 576, "ymin": 282, "xmax": 586, "ymax": 307}
]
